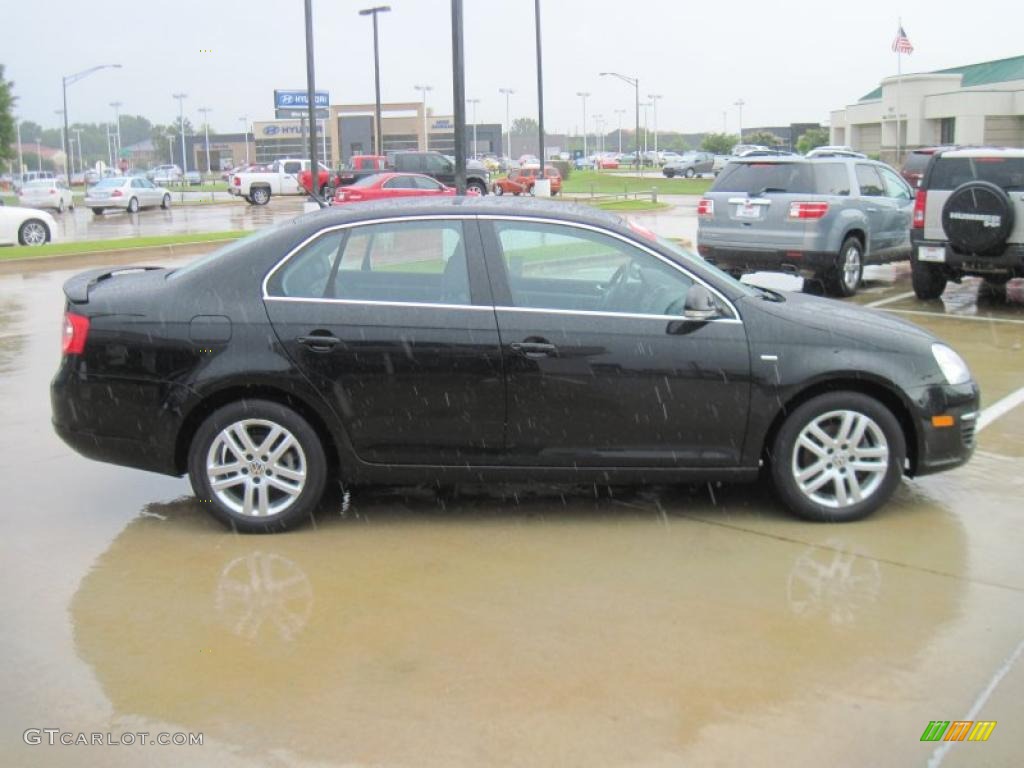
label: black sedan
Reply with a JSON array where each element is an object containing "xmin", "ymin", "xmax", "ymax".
[{"xmin": 52, "ymin": 199, "xmax": 979, "ymax": 532}]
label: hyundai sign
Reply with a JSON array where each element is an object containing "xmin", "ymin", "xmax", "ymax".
[{"xmin": 273, "ymin": 90, "xmax": 330, "ymax": 109}]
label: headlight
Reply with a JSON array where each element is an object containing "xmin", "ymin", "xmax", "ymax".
[{"xmin": 931, "ymin": 343, "xmax": 972, "ymax": 385}]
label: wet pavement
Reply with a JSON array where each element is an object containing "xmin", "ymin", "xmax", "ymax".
[{"xmin": 2, "ymin": 252, "xmax": 1023, "ymax": 767}]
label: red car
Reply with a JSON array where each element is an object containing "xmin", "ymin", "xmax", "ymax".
[
  {"xmin": 332, "ymin": 172, "xmax": 465, "ymax": 204},
  {"xmin": 492, "ymin": 167, "xmax": 562, "ymax": 196}
]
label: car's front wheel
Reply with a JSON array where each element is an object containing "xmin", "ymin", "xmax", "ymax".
[
  {"xmin": 684, "ymin": 168, "xmax": 696, "ymax": 178},
  {"xmin": 493, "ymin": 184, "xmax": 504, "ymax": 195},
  {"xmin": 18, "ymin": 218, "xmax": 49, "ymax": 246},
  {"xmin": 250, "ymin": 187, "xmax": 270, "ymax": 205},
  {"xmin": 188, "ymin": 399, "xmax": 328, "ymax": 533},
  {"xmin": 161, "ymin": 194, "xmax": 171, "ymax": 210},
  {"xmin": 771, "ymin": 392, "xmax": 905, "ymax": 522},
  {"xmin": 127, "ymin": 196, "xmax": 140, "ymax": 214},
  {"xmin": 826, "ymin": 236, "xmax": 864, "ymax": 297},
  {"xmin": 911, "ymin": 261, "xmax": 947, "ymax": 300}
]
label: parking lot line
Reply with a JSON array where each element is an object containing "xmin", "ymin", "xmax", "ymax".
[
  {"xmin": 978, "ymin": 385, "xmax": 1024, "ymax": 433},
  {"xmin": 864, "ymin": 290, "xmax": 916, "ymax": 308},
  {"xmin": 881, "ymin": 308, "xmax": 1024, "ymax": 326}
]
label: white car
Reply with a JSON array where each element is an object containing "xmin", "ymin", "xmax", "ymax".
[
  {"xmin": 18, "ymin": 179, "xmax": 75, "ymax": 213},
  {"xmin": 0, "ymin": 205, "xmax": 59, "ymax": 246},
  {"xmin": 85, "ymin": 177, "xmax": 172, "ymax": 215}
]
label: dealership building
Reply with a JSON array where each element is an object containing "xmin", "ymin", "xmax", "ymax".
[{"xmin": 830, "ymin": 55, "xmax": 1024, "ymax": 164}]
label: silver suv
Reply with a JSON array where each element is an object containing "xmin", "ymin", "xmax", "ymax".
[
  {"xmin": 697, "ymin": 156, "xmax": 913, "ymax": 296},
  {"xmin": 909, "ymin": 147, "xmax": 1024, "ymax": 299}
]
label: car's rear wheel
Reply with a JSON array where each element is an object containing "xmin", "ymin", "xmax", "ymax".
[
  {"xmin": 17, "ymin": 219, "xmax": 49, "ymax": 246},
  {"xmin": 250, "ymin": 187, "xmax": 270, "ymax": 205},
  {"xmin": 911, "ymin": 260, "xmax": 947, "ymax": 300},
  {"xmin": 466, "ymin": 180, "xmax": 487, "ymax": 196},
  {"xmin": 826, "ymin": 236, "xmax": 863, "ymax": 297},
  {"xmin": 663, "ymin": 169, "xmax": 675, "ymax": 178},
  {"xmin": 188, "ymin": 399, "xmax": 328, "ymax": 533},
  {"xmin": 91, "ymin": 208, "xmax": 104, "ymax": 216},
  {"xmin": 161, "ymin": 194, "xmax": 171, "ymax": 210},
  {"xmin": 771, "ymin": 392, "xmax": 905, "ymax": 522},
  {"xmin": 684, "ymin": 168, "xmax": 696, "ymax": 178},
  {"xmin": 127, "ymin": 196, "xmax": 139, "ymax": 214}
]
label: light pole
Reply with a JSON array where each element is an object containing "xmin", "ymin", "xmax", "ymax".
[
  {"xmin": 499, "ymin": 87, "xmax": 515, "ymax": 159},
  {"xmin": 640, "ymin": 101, "xmax": 652, "ymax": 158},
  {"xmin": 533, "ymin": 0, "xmax": 546, "ymax": 174},
  {"xmin": 54, "ymin": 109, "xmax": 68, "ymax": 178},
  {"xmin": 110, "ymin": 101, "xmax": 123, "ymax": 165},
  {"xmin": 599, "ymin": 72, "xmax": 641, "ymax": 174},
  {"xmin": 172, "ymin": 93, "xmax": 188, "ymax": 176},
  {"xmin": 239, "ymin": 116, "xmax": 250, "ymax": 164},
  {"xmin": 72, "ymin": 128, "xmax": 83, "ymax": 175},
  {"xmin": 61, "ymin": 64, "xmax": 121, "ymax": 189},
  {"xmin": 302, "ymin": 0, "xmax": 322, "ymax": 202},
  {"xmin": 15, "ymin": 119, "xmax": 23, "ymax": 179},
  {"xmin": 648, "ymin": 93, "xmax": 662, "ymax": 161},
  {"xmin": 576, "ymin": 91, "xmax": 590, "ymax": 158},
  {"xmin": 36, "ymin": 138, "xmax": 42, "ymax": 171},
  {"xmin": 359, "ymin": 5, "xmax": 391, "ymax": 155},
  {"xmin": 198, "ymin": 106, "xmax": 212, "ymax": 175},
  {"xmin": 467, "ymin": 98, "xmax": 480, "ymax": 157},
  {"xmin": 614, "ymin": 108, "xmax": 625, "ymax": 153},
  {"xmin": 414, "ymin": 84, "xmax": 433, "ymax": 150},
  {"xmin": 734, "ymin": 98, "xmax": 745, "ymax": 141}
]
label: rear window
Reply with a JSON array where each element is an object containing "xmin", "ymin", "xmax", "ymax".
[
  {"xmin": 94, "ymin": 178, "xmax": 123, "ymax": 188},
  {"xmin": 710, "ymin": 162, "xmax": 817, "ymax": 194},
  {"xmin": 902, "ymin": 152, "xmax": 933, "ymax": 174},
  {"xmin": 929, "ymin": 157, "xmax": 1024, "ymax": 190},
  {"xmin": 351, "ymin": 174, "xmax": 384, "ymax": 188}
]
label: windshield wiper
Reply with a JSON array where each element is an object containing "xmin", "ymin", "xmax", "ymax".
[{"xmin": 751, "ymin": 186, "xmax": 787, "ymax": 196}]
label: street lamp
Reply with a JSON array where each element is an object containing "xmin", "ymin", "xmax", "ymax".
[
  {"xmin": 576, "ymin": 92, "xmax": 590, "ymax": 157},
  {"xmin": 172, "ymin": 93, "xmax": 188, "ymax": 178},
  {"xmin": 594, "ymin": 114, "xmax": 605, "ymax": 154},
  {"xmin": 72, "ymin": 128, "xmax": 83, "ymax": 175},
  {"xmin": 734, "ymin": 98, "xmax": 745, "ymax": 141},
  {"xmin": 15, "ymin": 118, "xmax": 23, "ymax": 180},
  {"xmin": 467, "ymin": 98, "xmax": 480, "ymax": 157},
  {"xmin": 198, "ymin": 107, "xmax": 212, "ymax": 175},
  {"xmin": 36, "ymin": 137, "xmax": 42, "ymax": 172},
  {"xmin": 54, "ymin": 109, "xmax": 68, "ymax": 177},
  {"xmin": 648, "ymin": 94, "xmax": 662, "ymax": 161},
  {"xmin": 110, "ymin": 101, "xmax": 123, "ymax": 165},
  {"xmin": 359, "ymin": 5, "xmax": 391, "ymax": 155},
  {"xmin": 639, "ymin": 101, "xmax": 652, "ymax": 158},
  {"xmin": 239, "ymin": 116, "xmax": 250, "ymax": 164},
  {"xmin": 414, "ymin": 84, "xmax": 432, "ymax": 150},
  {"xmin": 499, "ymin": 87, "xmax": 515, "ymax": 159},
  {"xmin": 599, "ymin": 71, "xmax": 641, "ymax": 174},
  {"xmin": 61, "ymin": 64, "xmax": 121, "ymax": 186},
  {"xmin": 614, "ymin": 108, "xmax": 626, "ymax": 153}
]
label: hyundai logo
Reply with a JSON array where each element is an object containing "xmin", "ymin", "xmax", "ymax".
[{"xmin": 263, "ymin": 125, "xmax": 280, "ymax": 136}]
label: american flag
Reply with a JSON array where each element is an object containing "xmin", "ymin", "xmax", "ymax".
[{"xmin": 892, "ymin": 25, "xmax": 914, "ymax": 54}]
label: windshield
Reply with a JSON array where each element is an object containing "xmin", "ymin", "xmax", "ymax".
[{"xmin": 653, "ymin": 233, "xmax": 758, "ymax": 298}]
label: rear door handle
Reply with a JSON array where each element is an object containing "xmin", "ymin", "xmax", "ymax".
[
  {"xmin": 510, "ymin": 341, "xmax": 558, "ymax": 358},
  {"xmin": 297, "ymin": 333, "xmax": 340, "ymax": 351}
]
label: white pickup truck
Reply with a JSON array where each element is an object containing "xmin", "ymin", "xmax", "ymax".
[{"xmin": 228, "ymin": 158, "xmax": 331, "ymax": 205}]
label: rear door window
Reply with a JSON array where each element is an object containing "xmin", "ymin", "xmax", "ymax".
[
  {"xmin": 855, "ymin": 164, "xmax": 885, "ymax": 196},
  {"xmin": 813, "ymin": 163, "xmax": 851, "ymax": 196},
  {"xmin": 929, "ymin": 157, "xmax": 1024, "ymax": 191},
  {"xmin": 710, "ymin": 162, "xmax": 815, "ymax": 193}
]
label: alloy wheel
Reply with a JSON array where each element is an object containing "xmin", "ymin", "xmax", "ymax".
[
  {"xmin": 842, "ymin": 245, "xmax": 861, "ymax": 291},
  {"xmin": 790, "ymin": 409, "xmax": 889, "ymax": 509},
  {"xmin": 206, "ymin": 419, "xmax": 307, "ymax": 518},
  {"xmin": 20, "ymin": 221, "xmax": 47, "ymax": 245}
]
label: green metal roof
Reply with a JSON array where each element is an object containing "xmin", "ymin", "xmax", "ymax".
[{"xmin": 858, "ymin": 54, "xmax": 1024, "ymax": 101}]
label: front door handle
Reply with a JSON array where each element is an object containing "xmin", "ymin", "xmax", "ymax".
[
  {"xmin": 510, "ymin": 341, "xmax": 558, "ymax": 358},
  {"xmin": 297, "ymin": 333, "xmax": 340, "ymax": 351}
]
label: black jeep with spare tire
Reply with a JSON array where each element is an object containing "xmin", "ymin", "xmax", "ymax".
[{"xmin": 910, "ymin": 147, "xmax": 1024, "ymax": 299}]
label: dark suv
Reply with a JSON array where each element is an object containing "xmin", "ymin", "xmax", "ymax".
[
  {"xmin": 391, "ymin": 151, "xmax": 490, "ymax": 196},
  {"xmin": 910, "ymin": 148, "xmax": 1024, "ymax": 299}
]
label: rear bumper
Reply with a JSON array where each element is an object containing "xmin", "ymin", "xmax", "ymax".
[
  {"xmin": 83, "ymin": 197, "xmax": 129, "ymax": 209},
  {"xmin": 907, "ymin": 381, "xmax": 980, "ymax": 477},
  {"xmin": 910, "ymin": 234, "xmax": 1024, "ymax": 275},
  {"xmin": 697, "ymin": 243, "xmax": 836, "ymax": 276}
]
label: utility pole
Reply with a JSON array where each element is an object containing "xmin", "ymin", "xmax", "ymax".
[
  {"xmin": 414, "ymin": 84, "xmax": 433, "ymax": 150},
  {"xmin": 576, "ymin": 91, "xmax": 590, "ymax": 158},
  {"xmin": 734, "ymin": 98, "xmax": 745, "ymax": 141},
  {"xmin": 599, "ymin": 72, "xmax": 641, "ymax": 175},
  {"xmin": 640, "ymin": 101, "xmax": 651, "ymax": 158},
  {"xmin": 467, "ymin": 98, "xmax": 480, "ymax": 157},
  {"xmin": 534, "ymin": 0, "xmax": 546, "ymax": 174},
  {"xmin": 172, "ymin": 92, "xmax": 188, "ymax": 175},
  {"xmin": 359, "ymin": 5, "xmax": 391, "ymax": 155},
  {"xmin": 499, "ymin": 87, "xmax": 515, "ymax": 159},
  {"xmin": 54, "ymin": 109, "xmax": 68, "ymax": 177},
  {"xmin": 614, "ymin": 108, "xmax": 625, "ymax": 153},
  {"xmin": 302, "ymin": 0, "xmax": 321, "ymax": 201},
  {"xmin": 649, "ymin": 93, "xmax": 662, "ymax": 161},
  {"xmin": 450, "ymin": 0, "xmax": 467, "ymax": 193},
  {"xmin": 239, "ymin": 116, "xmax": 250, "ymax": 164},
  {"xmin": 198, "ymin": 107, "xmax": 212, "ymax": 175},
  {"xmin": 110, "ymin": 101, "xmax": 123, "ymax": 165},
  {"xmin": 72, "ymin": 128, "xmax": 83, "ymax": 174},
  {"xmin": 15, "ymin": 118, "xmax": 23, "ymax": 179}
]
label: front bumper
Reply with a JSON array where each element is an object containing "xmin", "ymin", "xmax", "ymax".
[
  {"xmin": 907, "ymin": 380, "xmax": 980, "ymax": 477},
  {"xmin": 911, "ymin": 233, "xmax": 1024, "ymax": 276},
  {"xmin": 697, "ymin": 243, "xmax": 836, "ymax": 277}
]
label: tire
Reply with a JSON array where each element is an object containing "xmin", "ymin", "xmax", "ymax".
[
  {"xmin": 941, "ymin": 180, "xmax": 1014, "ymax": 256},
  {"xmin": 663, "ymin": 169, "xmax": 675, "ymax": 178},
  {"xmin": 493, "ymin": 184, "xmax": 504, "ymax": 196},
  {"xmin": 770, "ymin": 391, "xmax": 905, "ymax": 522},
  {"xmin": 684, "ymin": 168, "xmax": 696, "ymax": 178},
  {"xmin": 57, "ymin": 199, "xmax": 65, "ymax": 213},
  {"xmin": 466, "ymin": 181, "xmax": 487, "ymax": 196},
  {"xmin": 911, "ymin": 260, "xmax": 947, "ymax": 300},
  {"xmin": 825, "ymin": 236, "xmax": 864, "ymax": 297},
  {"xmin": 161, "ymin": 194, "xmax": 171, "ymax": 210},
  {"xmin": 127, "ymin": 196, "xmax": 139, "ymax": 214},
  {"xmin": 17, "ymin": 218, "xmax": 49, "ymax": 246},
  {"xmin": 187, "ymin": 399, "xmax": 328, "ymax": 533},
  {"xmin": 250, "ymin": 186, "xmax": 270, "ymax": 205},
  {"xmin": 91, "ymin": 208, "xmax": 104, "ymax": 216}
]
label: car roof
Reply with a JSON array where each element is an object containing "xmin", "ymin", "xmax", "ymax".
[{"xmin": 936, "ymin": 147, "xmax": 1024, "ymax": 159}]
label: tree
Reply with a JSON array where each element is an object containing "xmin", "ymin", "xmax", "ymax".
[
  {"xmin": 701, "ymin": 132, "xmax": 739, "ymax": 154},
  {"xmin": 510, "ymin": 117, "xmax": 538, "ymax": 136},
  {"xmin": 744, "ymin": 130, "xmax": 782, "ymax": 148},
  {"xmin": 0, "ymin": 65, "xmax": 16, "ymax": 167},
  {"xmin": 796, "ymin": 127, "xmax": 830, "ymax": 155}
]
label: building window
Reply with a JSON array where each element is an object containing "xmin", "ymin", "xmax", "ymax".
[{"xmin": 940, "ymin": 118, "xmax": 955, "ymax": 145}]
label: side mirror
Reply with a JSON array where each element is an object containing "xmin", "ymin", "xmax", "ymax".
[{"xmin": 683, "ymin": 285, "xmax": 721, "ymax": 321}]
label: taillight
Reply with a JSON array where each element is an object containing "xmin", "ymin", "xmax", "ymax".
[
  {"xmin": 696, "ymin": 198, "xmax": 714, "ymax": 217},
  {"xmin": 62, "ymin": 312, "xmax": 90, "ymax": 355},
  {"xmin": 49, "ymin": 188, "xmax": 57, "ymax": 194},
  {"xmin": 912, "ymin": 189, "xmax": 927, "ymax": 229},
  {"xmin": 233, "ymin": 176, "xmax": 241, "ymax": 186},
  {"xmin": 788, "ymin": 201, "xmax": 830, "ymax": 220},
  {"xmin": 111, "ymin": 189, "xmax": 123, "ymax": 197}
]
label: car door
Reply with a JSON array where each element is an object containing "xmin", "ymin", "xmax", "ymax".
[
  {"xmin": 425, "ymin": 154, "xmax": 456, "ymax": 186},
  {"xmin": 263, "ymin": 216, "xmax": 506, "ymax": 465},
  {"xmin": 381, "ymin": 175, "xmax": 418, "ymax": 198},
  {"xmin": 854, "ymin": 164, "xmax": 894, "ymax": 257},
  {"xmin": 479, "ymin": 218, "xmax": 751, "ymax": 468},
  {"xmin": 281, "ymin": 161, "xmax": 302, "ymax": 194},
  {"xmin": 697, "ymin": 153, "xmax": 715, "ymax": 173},
  {"xmin": 876, "ymin": 165, "xmax": 914, "ymax": 258}
]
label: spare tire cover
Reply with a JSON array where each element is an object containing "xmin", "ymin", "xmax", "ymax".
[{"xmin": 941, "ymin": 180, "xmax": 1014, "ymax": 256}]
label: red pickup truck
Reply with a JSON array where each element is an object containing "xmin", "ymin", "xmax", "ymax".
[{"xmin": 299, "ymin": 155, "xmax": 388, "ymax": 195}]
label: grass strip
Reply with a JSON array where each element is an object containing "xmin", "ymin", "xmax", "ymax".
[{"xmin": 0, "ymin": 230, "xmax": 247, "ymax": 260}]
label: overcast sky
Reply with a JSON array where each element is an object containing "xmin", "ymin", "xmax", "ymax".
[{"xmin": 5, "ymin": 0, "xmax": 1021, "ymax": 137}]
